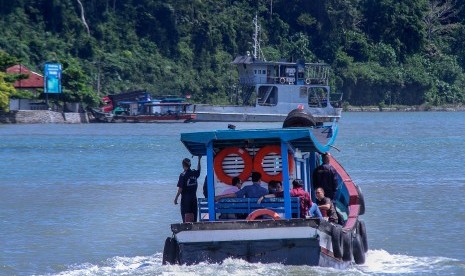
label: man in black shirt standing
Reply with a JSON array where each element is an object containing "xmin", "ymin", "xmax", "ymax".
[
  {"xmin": 174, "ymin": 156, "xmax": 201, "ymax": 222},
  {"xmin": 313, "ymin": 153, "xmax": 339, "ymax": 200}
]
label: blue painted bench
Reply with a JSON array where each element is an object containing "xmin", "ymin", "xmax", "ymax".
[{"xmin": 198, "ymin": 197, "xmax": 301, "ymax": 221}]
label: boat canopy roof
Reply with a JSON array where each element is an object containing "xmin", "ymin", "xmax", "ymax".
[{"xmin": 181, "ymin": 127, "xmax": 337, "ymax": 156}]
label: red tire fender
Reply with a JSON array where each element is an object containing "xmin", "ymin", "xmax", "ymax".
[
  {"xmin": 214, "ymin": 147, "xmax": 253, "ymax": 185},
  {"xmin": 253, "ymin": 145, "xmax": 295, "ymax": 183},
  {"xmin": 246, "ymin": 208, "xmax": 281, "ymax": 221}
]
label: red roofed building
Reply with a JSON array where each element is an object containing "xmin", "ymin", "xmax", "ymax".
[{"xmin": 6, "ymin": 64, "xmax": 44, "ymax": 90}]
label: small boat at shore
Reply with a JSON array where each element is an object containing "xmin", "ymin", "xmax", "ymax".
[
  {"xmin": 163, "ymin": 110, "xmax": 367, "ymax": 268},
  {"xmin": 90, "ymin": 94, "xmax": 196, "ymax": 123}
]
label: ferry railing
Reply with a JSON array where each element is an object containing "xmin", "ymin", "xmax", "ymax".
[
  {"xmin": 198, "ymin": 197, "xmax": 301, "ymax": 221},
  {"xmin": 305, "ymin": 63, "xmax": 330, "ymax": 85},
  {"xmin": 239, "ymin": 74, "xmax": 332, "ymax": 86}
]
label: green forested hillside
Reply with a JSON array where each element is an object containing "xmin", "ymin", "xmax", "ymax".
[{"xmin": 1, "ymin": 0, "xmax": 464, "ymax": 109}]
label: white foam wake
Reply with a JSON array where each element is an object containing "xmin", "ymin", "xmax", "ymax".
[
  {"xmin": 50, "ymin": 255, "xmax": 161, "ymax": 276},
  {"xmin": 357, "ymin": 249, "xmax": 464, "ymax": 275},
  {"xmin": 47, "ymin": 250, "xmax": 464, "ymax": 276}
]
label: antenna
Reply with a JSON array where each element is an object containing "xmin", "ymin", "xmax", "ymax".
[
  {"xmin": 252, "ymin": 14, "xmax": 259, "ymax": 59},
  {"xmin": 252, "ymin": 14, "xmax": 266, "ymax": 61}
]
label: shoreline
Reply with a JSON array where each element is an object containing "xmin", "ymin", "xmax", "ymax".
[
  {"xmin": 344, "ymin": 105, "xmax": 465, "ymax": 112},
  {"xmin": 0, "ymin": 110, "xmax": 89, "ymax": 124},
  {"xmin": 1, "ymin": 106, "xmax": 464, "ymax": 124}
]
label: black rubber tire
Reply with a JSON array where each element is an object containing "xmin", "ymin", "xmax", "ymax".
[
  {"xmin": 331, "ymin": 224, "xmax": 343, "ymax": 259},
  {"xmin": 355, "ymin": 184, "xmax": 365, "ymax": 215},
  {"xmin": 352, "ymin": 233, "xmax": 366, "ymax": 264},
  {"xmin": 342, "ymin": 230, "xmax": 353, "ymax": 262},
  {"xmin": 358, "ymin": 220, "xmax": 368, "ymax": 253},
  {"xmin": 282, "ymin": 109, "xmax": 316, "ymax": 128},
  {"xmin": 162, "ymin": 237, "xmax": 177, "ymax": 265},
  {"xmin": 286, "ymin": 108, "xmax": 307, "ymax": 118}
]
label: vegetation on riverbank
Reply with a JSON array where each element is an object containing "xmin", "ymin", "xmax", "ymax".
[
  {"xmin": 1, "ymin": 0, "xmax": 465, "ymax": 111},
  {"xmin": 344, "ymin": 104, "xmax": 465, "ymax": 112}
]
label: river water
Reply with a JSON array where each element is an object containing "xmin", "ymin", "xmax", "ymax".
[{"xmin": 1, "ymin": 112, "xmax": 464, "ymax": 275}]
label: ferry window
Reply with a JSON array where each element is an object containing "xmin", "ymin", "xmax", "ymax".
[
  {"xmin": 254, "ymin": 70, "xmax": 257, "ymax": 74},
  {"xmin": 257, "ymin": 86, "xmax": 278, "ymax": 106},
  {"xmin": 308, "ymin": 87, "xmax": 328, "ymax": 107},
  {"xmin": 299, "ymin": 87, "xmax": 308, "ymax": 98}
]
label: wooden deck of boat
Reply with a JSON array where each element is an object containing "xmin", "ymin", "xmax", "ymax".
[{"xmin": 171, "ymin": 218, "xmax": 320, "ymax": 233}]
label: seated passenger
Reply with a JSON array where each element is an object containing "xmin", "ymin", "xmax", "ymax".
[
  {"xmin": 258, "ymin": 179, "xmax": 322, "ymax": 219},
  {"xmin": 267, "ymin": 180, "xmax": 280, "ymax": 194},
  {"xmin": 315, "ymin": 187, "xmax": 338, "ymax": 223},
  {"xmin": 215, "ymin": 172, "xmax": 268, "ymax": 201},
  {"xmin": 257, "ymin": 181, "xmax": 283, "ymax": 203},
  {"xmin": 218, "ymin": 177, "xmax": 242, "ymax": 220},
  {"xmin": 221, "ymin": 177, "xmax": 242, "ymax": 195},
  {"xmin": 290, "ymin": 179, "xmax": 322, "ymax": 219}
]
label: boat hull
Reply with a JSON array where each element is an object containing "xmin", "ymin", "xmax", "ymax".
[
  {"xmin": 186, "ymin": 83, "xmax": 342, "ymax": 123},
  {"xmin": 112, "ymin": 113, "xmax": 196, "ymax": 123},
  {"xmin": 90, "ymin": 112, "xmax": 196, "ymax": 123},
  {"xmin": 178, "ymin": 237, "xmax": 320, "ymax": 265},
  {"xmin": 164, "ymin": 219, "xmax": 351, "ymax": 268},
  {"xmin": 191, "ymin": 108, "xmax": 341, "ymax": 123}
]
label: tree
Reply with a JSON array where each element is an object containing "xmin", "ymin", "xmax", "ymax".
[
  {"xmin": 424, "ymin": 0, "xmax": 460, "ymax": 42},
  {"xmin": 0, "ymin": 72, "xmax": 16, "ymax": 111},
  {"xmin": 361, "ymin": 0, "xmax": 428, "ymax": 59},
  {"xmin": 423, "ymin": 0, "xmax": 461, "ymax": 55},
  {"xmin": 0, "ymin": 51, "xmax": 20, "ymax": 111},
  {"xmin": 0, "ymin": 0, "xmax": 464, "ymax": 108},
  {"xmin": 61, "ymin": 57, "xmax": 99, "ymax": 107},
  {"xmin": 0, "ymin": 50, "xmax": 19, "ymax": 71}
]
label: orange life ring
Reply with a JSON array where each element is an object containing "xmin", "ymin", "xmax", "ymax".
[
  {"xmin": 280, "ymin": 77, "xmax": 285, "ymax": 84},
  {"xmin": 214, "ymin": 147, "xmax": 253, "ymax": 185},
  {"xmin": 246, "ymin": 208, "xmax": 281, "ymax": 221},
  {"xmin": 305, "ymin": 78, "xmax": 311, "ymax": 85},
  {"xmin": 253, "ymin": 145, "xmax": 295, "ymax": 183}
]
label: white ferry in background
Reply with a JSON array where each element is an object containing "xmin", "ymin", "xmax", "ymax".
[{"xmin": 187, "ymin": 16, "xmax": 342, "ymax": 123}]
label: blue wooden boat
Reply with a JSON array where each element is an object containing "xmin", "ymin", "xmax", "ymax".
[{"xmin": 163, "ymin": 112, "xmax": 367, "ymax": 268}]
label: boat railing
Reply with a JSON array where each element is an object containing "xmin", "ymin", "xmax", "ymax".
[
  {"xmin": 305, "ymin": 63, "xmax": 330, "ymax": 85},
  {"xmin": 198, "ymin": 197, "xmax": 301, "ymax": 221},
  {"xmin": 239, "ymin": 75, "xmax": 330, "ymax": 86}
]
